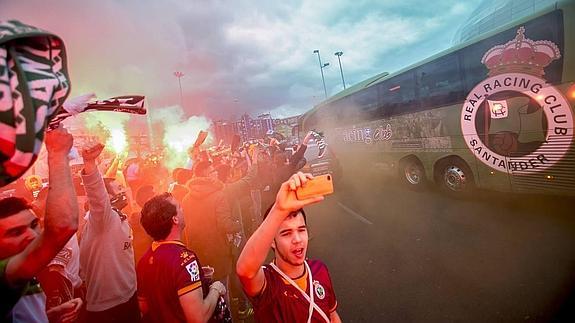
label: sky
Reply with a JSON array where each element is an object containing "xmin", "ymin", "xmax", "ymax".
[{"xmin": 1, "ymin": 0, "xmax": 485, "ymax": 120}]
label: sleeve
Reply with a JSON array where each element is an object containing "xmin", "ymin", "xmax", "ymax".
[
  {"xmin": 176, "ymin": 254, "xmax": 203, "ymax": 296},
  {"xmin": 215, "ymin": 193, "xmax": 240, "ymax": 234},
  {"xmin": 81, "ymin": 168, "xmax": 115, "ymax": 230},
  {"xmin": 289, "ymin": 144, "xmax": 307, "ymax": 166},
  {"xmin": 324, "ymin": 266, "xmax": 338, "ymax": 312},
  {"xmin": 48, "ymin": 245, "xmax": 72, "ymax": 268},
  {"xmin": 246, "ymin": 266, "xmax": 275, "ymax": 308}
]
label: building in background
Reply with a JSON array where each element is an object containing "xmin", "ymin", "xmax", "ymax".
[{"xmin": 213, "ymin": 113, "xmax": 301, "ymax": 144}]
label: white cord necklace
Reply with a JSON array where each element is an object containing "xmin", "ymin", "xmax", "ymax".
[{"xmin": 269, "ymin": 261, "xmax": 330, "ymax": 323}]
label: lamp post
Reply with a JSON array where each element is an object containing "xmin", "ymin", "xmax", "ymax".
[
  {"xmin": 313, "ymin": 50, "xmax": 330, "ymax": 99},
  {"xmin": 174, "ymin": 71, "xmax": 184, "ymax": 108},
  {"xmin": 334, "ymin": 51, "xmax": 346, "ymax": 90}
]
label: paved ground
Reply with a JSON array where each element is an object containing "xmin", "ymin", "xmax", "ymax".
[{"xmin": 304, "ymin": 173, "xmax": 575, "ymax": 322}]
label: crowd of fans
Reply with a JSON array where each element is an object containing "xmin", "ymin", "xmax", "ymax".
[{"xmin": 0, "ymin": 128, "xmax": 336, "ymax": 323}]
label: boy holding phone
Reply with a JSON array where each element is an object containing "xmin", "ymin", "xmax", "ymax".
[{"xmin": 236, "ymin": 172, "xmax": 342, "ymax": 323}]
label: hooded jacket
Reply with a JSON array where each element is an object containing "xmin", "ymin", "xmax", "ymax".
[{"xmin": 181, "ymin": 177, "xmax": 239, "ymax": 280}]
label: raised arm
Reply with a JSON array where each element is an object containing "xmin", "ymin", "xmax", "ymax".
[
  {"xmin": 236, "ymin": 172, "xmax": 323, "ymax": 296},
  {"xmin": 80, "ymin": 143, "xmax": 114, "ymax": 229},
  {"xmin": 7, "ymin": 126, "xmax": 78, "ymax": 282},
  {"xmin": 289, "ymin": 131, "xmax": 313, "ymax": 166},
  {"xmin": 225, "ymin": 148, "xmax": 259, "ymax": 197}
]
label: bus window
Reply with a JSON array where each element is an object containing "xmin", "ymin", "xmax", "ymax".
[
  {"xmin": 333, "ymin": 97, "xmax": 358, "ymax": 125},
  {"xmin": 416, "ymin": 52, "xmax": 464, "ymax": 110},
  {"xmin": 378, "ymin": 71, "xmax": 418, "ymax": 117},
  {"xmin": 352, "ymin": 86, "xmax": 379, "ymax": 121}
]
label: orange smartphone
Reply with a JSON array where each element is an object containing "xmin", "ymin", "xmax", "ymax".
[{"xmin": 296, "ymin": 174, "xmax": 334, "ymax": 200}]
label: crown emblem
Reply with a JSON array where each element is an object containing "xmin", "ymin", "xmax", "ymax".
[{"xmin": 481, "ymin": 27, "xmax": 561, "ymax": 77}]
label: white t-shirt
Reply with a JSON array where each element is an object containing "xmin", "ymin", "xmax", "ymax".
[{"xmin": 79, "ymin": 169, "xmax": 136, "ymax": 312}]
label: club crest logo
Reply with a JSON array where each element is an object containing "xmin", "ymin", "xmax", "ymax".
[
  {"xmin": 460, "ymin": 27, "xmax": 573, "ymax": 173},
  {"xmin": 313, "ymin": 280, "xmax": 326, "ymax": 300}
]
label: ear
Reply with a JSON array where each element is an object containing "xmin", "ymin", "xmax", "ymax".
[
  {"xmin": 172, "ymin": 215, "xmax": 179, "ymax": 225},
  {"xmin": 271, "ymin": 239, "xmax": 276, "ymax": 250}
]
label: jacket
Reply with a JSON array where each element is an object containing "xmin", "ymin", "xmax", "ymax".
[{"xmin": 181, "ymin": 177, "xmax": 239, "ymax": 280}]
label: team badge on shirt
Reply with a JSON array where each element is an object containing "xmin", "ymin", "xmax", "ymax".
[
  {"xmin": 185, "ymin": 260, "xmax": 200, "ymax": 282},
  {"xmin": 313, "ymin": 280, "xmax": 326, "ymax": 300}
]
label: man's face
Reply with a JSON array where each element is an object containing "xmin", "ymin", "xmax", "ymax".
[
  {"xmin": 0, "ymin": 209, "xmax": 41, "ymax": 259},
  {"xmin": 107, "ymin": 179, "xmax": 129, "ymax": 210},
  {"xmin": 272, "ymin": 212, "xmax": 308, "ymax": 268},
  {"xmin": 29, "ymin": 178, "xmax": 42, "ymax": 191}
]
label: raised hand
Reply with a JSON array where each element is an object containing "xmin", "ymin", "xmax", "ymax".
[
  {"xmin": 303, "ymin": 131, "xmax": 315, "ymax": 145},
  {"xmin": 45, "ymin": 125, "xmax": 73, "ymax": 156},
  {"xmin": 274, "ymin": 172, "xmax": 324, "ymax": 213},
  {"xmin": 81, "ymin": 143, "xmax": 105, "ymax": 162}
]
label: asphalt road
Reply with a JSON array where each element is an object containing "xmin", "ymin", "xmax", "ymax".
[{"xmin": 304, "ymin": 174, "xmax": 575, "ymax": 322}]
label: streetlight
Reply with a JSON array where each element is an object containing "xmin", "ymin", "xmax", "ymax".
[
  {"xmin": 174, "ymin": 71, "xmax": 184, "ymax": 108},
  {"xmin": 334, "ymin": 51, "xmax": 346, "ymax": 89},
  {"xmin": 313, "ymin": 50, "xmax": 330, "ymax": 99}
]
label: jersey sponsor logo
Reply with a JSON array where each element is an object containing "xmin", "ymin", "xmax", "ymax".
[
  {"xmin": 185, "ymin": 260, "xmax": 200, "ymax": 282},
  {"xmin": 460, "ymin": 27, "xmax": 573, "ymax": 173},
  {"xmin": 180, "ymin": 250, "xmax": 195, "ymax": 266},
  {"xmin": 313, "ymin": 280, "xmax": 326, "ymax": 300}
]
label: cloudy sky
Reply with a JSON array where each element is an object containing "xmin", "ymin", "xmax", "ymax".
[{"xmin": 2, "ymin": 0, "xmax": 485, "ymax": 120}]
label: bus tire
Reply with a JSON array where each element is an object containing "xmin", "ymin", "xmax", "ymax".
[
  {"xmin": 400, "ymin": 157, "xmax": 427, "ymax": 191},
  {"xmin": 437, "ymin": 158, "xmax": 474, "ymax": 197}
]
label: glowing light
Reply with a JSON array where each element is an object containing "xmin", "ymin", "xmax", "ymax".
[
  {"xmin": 546, "ymin": 175, "xmax": 554, "ymax": 180},
  {"xmin": 489, "ymin": 171, "xmax": 494, "ymax": 175},
  {"xmin": 165, "ymin": 139, "xmax": 188, "ymax": 153},
  {"xmin": 536, "ymin": 95, "xmax": 544, "ymax": 101},
  {"xmin": 109, "ymin": 129, "xmax": 127, "ymax": 154}
]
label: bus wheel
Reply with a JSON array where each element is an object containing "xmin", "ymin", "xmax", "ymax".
[
  {"xmin": 401, "ymin": 158, "xmax": 426, "ymax": 190},
  {"xmin": 439, "ymin": 159, "xmax": 474, "ymax": 196}
]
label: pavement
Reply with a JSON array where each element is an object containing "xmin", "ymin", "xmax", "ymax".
[{"xmin": 304, "ymin": 173, "xmax": 575, "ymax": 322}]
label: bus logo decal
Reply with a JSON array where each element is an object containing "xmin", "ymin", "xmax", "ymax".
[
  {"xmin": 460, "ymin": 27, "xmax": 573, "ymax": 173},
  {"xmin": 342, "ymin": 124, "xmax": 392, "ymax": 145}
]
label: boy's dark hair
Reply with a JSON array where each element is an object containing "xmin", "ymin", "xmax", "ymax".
[
  {"xmin": 140, "ymin": 193, "xmax": 177, "ymax": 241},
  {"xmin": 0, "ymin": 197, "xmax": 33, "ymax": 219},
  {"xmin": 263, "ymin": 204, "xmax": 307, "ymax": 225}
]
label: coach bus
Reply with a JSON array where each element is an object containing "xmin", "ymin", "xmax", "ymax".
[{"xmin": 299, "ymin": 0, "xmax": 575, "ymax": 196}]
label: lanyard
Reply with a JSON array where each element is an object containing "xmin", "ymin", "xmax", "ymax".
[{"xmin": 269, "ymin": 261, "xmax": 330, "ymax": 323}]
